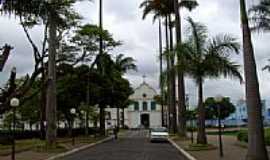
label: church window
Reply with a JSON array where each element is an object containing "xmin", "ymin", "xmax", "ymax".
[
  {"xmin": 143, "ymin": 102, "xmax": 148, "ymax": 111},
  {"xmin": 134, "ymin": 101, "xmax": 139, "ymax": 111},
  {"xmin": 151, "ymin": 101, "xmax": 156, "ymax": 111}
]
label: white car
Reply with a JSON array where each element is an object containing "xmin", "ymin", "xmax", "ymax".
[{"xmin": 150, "ymin": 127, "xmax": 169, "ymax": 142}]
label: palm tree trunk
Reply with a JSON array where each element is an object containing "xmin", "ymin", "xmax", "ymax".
[
  {"xmin": 174, "ymin": 0, "xmax": 186, "ymax": 136},
  {"xmin": 86, "ymin": 63, "xmax": 90, "ymax": 136},
  {"xmin": 169, "ymin": 15, "xmax": 177, "ymax": 134},
  {"xmin": 240, "ymin": 0, "xmax": 269, "ymax": 159},
  {"xmin": 99, "ymin": 105, "xmax": 105, "ymax": 136},
  {"xmin": 46, "ymin": 4, "xmax": 57, "ymax": 148},
  {"xmin": 85, "ymin": 111, "xmax": 89, "ymax": 136},
  {"xmin": 99, "ymin": 0, "xmax": 103, "ymax": 54},
  {"xmin": 121, "ymin": 108, "xmax": 125, "ymax": 128},
  {"xmin": 40, "ymin": 65, "xmax": 46, "ymax": 140},
  {"xmin": 117, "ymin": 107, "xmax": 120, "ymax": 130},
  {"xmin": 165, "ymin": 16, "xmax": 171, "ymax": 129},
  {"xmin": 158, "ymin": 18, "xmax": 165, "ymax": 127},
  {"xmin": 197, "ymin": 78, "xmax": 207, "ymax": 144}
]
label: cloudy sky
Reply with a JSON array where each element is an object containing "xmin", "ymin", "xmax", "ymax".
[{"xmin": 0, "ymin": 0, "xmax": 270, "ymax": 106}]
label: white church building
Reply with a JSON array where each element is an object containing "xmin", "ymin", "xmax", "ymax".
[{"xmin": 106, "ymin": 81, "xmax": 162, "ymax": 129}]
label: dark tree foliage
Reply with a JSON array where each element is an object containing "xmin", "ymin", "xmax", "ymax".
[{"xmin": 204, "ymin": 97, "xmax": 236, "ymax": 120}]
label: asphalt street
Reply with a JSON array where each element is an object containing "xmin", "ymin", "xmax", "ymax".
[{"xmin": 59, "ymin": 130, "xmax": 187, "ymax": 160}]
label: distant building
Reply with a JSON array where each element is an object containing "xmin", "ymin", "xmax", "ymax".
[
  {"xmin": 224, "ymin": 99, "xmax": 268, "ymax": 126},
  {"xmin": 106, "ymin": 80, "xmax": 162, "ymax": 129}
]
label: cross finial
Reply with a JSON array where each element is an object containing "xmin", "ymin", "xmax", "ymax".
[{"xmin": 143, "ymin": 75, "xmax": 146, "ymax": 83}]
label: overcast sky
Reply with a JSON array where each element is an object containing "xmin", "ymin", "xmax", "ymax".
[{"xmin": 0, "ymin": 0, "xmax": 270, "ymax": 106}]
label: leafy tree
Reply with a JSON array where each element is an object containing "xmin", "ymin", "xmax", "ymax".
[
  {"xmin": 240, "ymin": 0, "xmax": 269, "ymax": 159},
  {"xmin": 177, "ymin": 17, "xmax": 242, "ymax": 144},
  {"xmin": 204, "ymin": 97, "xmax": 235, "ymax": 120},
  {"xmin": 1, "ymin": 0, "xmax": 83, "ymax": 145}
]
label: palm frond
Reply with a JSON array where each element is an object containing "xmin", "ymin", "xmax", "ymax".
[
  {"xmin": 207, "ymin": 34, "xmax": 240, "ymax": 57},
  {"xmin": 179, "ymin": 0, "xmax": 198, "ymax": 11},
  {"xmin": 186, "ymin": 17, "xmax": 208, "ymax": 55},
  {"xmin": 249, "ymin": 0, "xmax": 270, "ymax": 31}
]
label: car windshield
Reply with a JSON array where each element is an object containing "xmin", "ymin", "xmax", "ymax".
[{"xmin": 152, "ymin": 128, "xmax": 168, "ymax": 132}]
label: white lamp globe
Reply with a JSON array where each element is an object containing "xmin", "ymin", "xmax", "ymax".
[
  {"xmin": 80, "ymin": 110, "xmax": 85, "ymax": 114},
  {"xmin": 70, "ymin": 108, "xmax": 76, "ymax": 114},
  {"xmin": 10, "ymin": 98, "xmax": 19, "ymax": 107},
  {"xmin": 215, "ymin": 95, "xmax": 223, "ymax": 102}
]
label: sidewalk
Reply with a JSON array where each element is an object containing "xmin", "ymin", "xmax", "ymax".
[{"xmin": 173, "ymin": 134, "xmax": 270, "ymax": 160}]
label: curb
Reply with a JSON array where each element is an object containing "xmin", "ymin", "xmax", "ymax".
[
  {"xmin": 168, "ymin": 138, "xmax": 197, "ymax": 160},
  {"xmin": 45, "ymin": 136, "xmax": 113, "ymax": 160}
]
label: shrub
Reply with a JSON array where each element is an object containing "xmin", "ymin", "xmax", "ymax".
[
  {"xmin": 237, "ymin": 130, "xmax": 248, "ymax": 143},
  {"xmin": 187, "ymin": 126, "xmax": 197, "ymax": 132},
  {"xmin": 0, "ymin": 127, "xmax": 99, "ymax": 145},
  {"xmin": 237, "ymin": 129, "xmax": 270, "ymax": 145}
]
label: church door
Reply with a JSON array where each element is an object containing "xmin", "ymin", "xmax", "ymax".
[{"xmin": 141, "ymin": 114, "xmax": 150, "ymax": 128}]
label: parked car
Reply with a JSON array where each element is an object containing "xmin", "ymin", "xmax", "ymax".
[{"xmin": 150, "ymin": 127, "xmax": 169, "ymax": 142}]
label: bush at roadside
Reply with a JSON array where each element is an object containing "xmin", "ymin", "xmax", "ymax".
[{"xmin": 237, "ymin": 128, "xmax": 270, "ymax": 145}]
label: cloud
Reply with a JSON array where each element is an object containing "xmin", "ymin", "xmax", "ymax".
[{"xmin": 1, "ymin": 0, "xmax": 270, "ymax": 106}]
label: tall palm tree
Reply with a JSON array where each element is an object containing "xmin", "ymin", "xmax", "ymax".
[
  {"xmin": 240, "ymin": 0, "xmax": 269, "ymax": 159},
  {"xmin": 173, "ymin": 0, "xmax": 198, "ymax": 136},
  {"xmin": 98, "ymin": 0, "xmax": 106, "ymax": 136},
  {"xmin": 178, "ymin": 18, "xmax": 243, "ymax": 144},
  {"xmin": 140, "ymin": 0, "xmax": 174, "ymax": 129}
]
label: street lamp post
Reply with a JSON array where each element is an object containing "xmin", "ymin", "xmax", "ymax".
[
  {"xmin": 215, "ymin": 95, "xmax": 224, "ymax": 157},
  {"xmin": 10, "ymin": 97, "xmax": 19, "ymax": 160},
  {"xmin": 80, "ymin": 110, "xmax": 88, "ymax": 136},
  {"xmin": 70, "ymin": 108, "xmax": 76, "ymax": 146}
]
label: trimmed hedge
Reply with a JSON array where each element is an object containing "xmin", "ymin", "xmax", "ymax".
[{"xmin": 237, "ymin": 128, "xmax": 270, "ymax": 145}]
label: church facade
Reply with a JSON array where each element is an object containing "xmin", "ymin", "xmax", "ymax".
[{"xmin": 106, "ymin": 81, "xmax": 162, "ymax": 129}]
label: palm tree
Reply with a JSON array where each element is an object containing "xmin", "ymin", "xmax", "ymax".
[
  {"xmin": 45, "ymin": 0, "xmax": 58, "ymax": 148},
  {"xmin": 240, "ymin": 0, "xmax": 269, "ymax": 159},
  {"xmin": 140, "ymin": 0, "xmax": 174, "ymax": 129},
  {"xmin": 173, "ymin": 0, "xmax": 198, "ymax": 136},
  {"xmin": 113, "ymin": 54, "xmax": 137, "ymax": 129},
  {"xmin": 178, "ymin": 18, "xmax": 242, "ymax": 144},
  {"xmin": 249, "ymin": 0, "xmax": 270, "ymax": 32},
  {"xmin": 98, "ymin": 0, "xmax": 106, "ymax": 136},
  {"xmin": 114, "ymin": 54, "xmax": 137, "ymax": 75}
]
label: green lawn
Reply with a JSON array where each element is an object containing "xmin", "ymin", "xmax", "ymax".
[
  {"xmin": 206, "ymin": 130, "xmax": 239, "ymax": 136},
  {"xmin": 0, "ymin": 136, "xmax": 107, "ymax": 156}
]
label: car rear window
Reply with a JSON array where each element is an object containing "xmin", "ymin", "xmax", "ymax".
[{"xmin": 152, "ymin": 128, "xmax": 168, "ymax": 132}]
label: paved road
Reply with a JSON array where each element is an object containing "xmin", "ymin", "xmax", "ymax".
[{"xmin": 60, "ymin": 130, "xmax": 186, "ymax": 160}]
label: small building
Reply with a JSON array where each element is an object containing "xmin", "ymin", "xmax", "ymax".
[
  {"xmin": 106, "ymin": 80, "xmax": 162, "ymax": 129},
  {"xmin": 224, "ymin": 99, "xmax": 267, "ymax": 126}
]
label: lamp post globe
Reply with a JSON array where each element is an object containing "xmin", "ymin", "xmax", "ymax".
[
  {"xmin": 80, "ymin": 110, "xmax": 85, "ymax": 115},
  {"xmin": 10, "ymin": 98, "xmax": 19, "ymax": 107},
  {"xmin": 215, "ymin": 94, "xmax": 223, "ymax": 103},
  {"xmin": 70, "ymin": 108, "xmax": 76, "ymax": 114},
  {"xmin": 70, "ymin": 108, "xmax": 76, "ymax": 146},
  {"xmin": 10, "ymin": 97, "xmax": 19, "ymax": 160},
  {"xmin": 215, "ymin": 94, "xmax": 224, "ymax": 157}
]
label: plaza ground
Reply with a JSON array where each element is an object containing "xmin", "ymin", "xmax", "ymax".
[{"xmin": 173, "ymin": 130, "xmax": 270, "ymax": 160}]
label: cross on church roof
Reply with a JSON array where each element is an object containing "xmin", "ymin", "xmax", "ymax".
[{"xmin": 143, "ymin": 75, "xmax": 146, "ymax": 83}]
